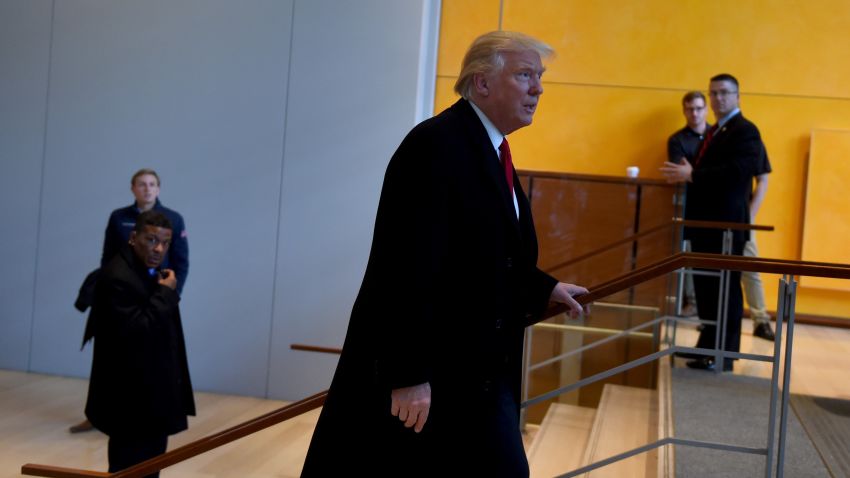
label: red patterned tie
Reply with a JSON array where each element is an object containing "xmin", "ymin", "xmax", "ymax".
[
  {"xmin": 499, "ymin": 138, "xmax": 514, "ymax": 195},
  {"xmin": 695, "ymin": 124, "xmax": 717, "ymax": 167}
]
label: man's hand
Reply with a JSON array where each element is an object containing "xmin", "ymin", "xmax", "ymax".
[
  {"xmin": 660, "ymin": 160, "xmax": 693, "ymax": 183},
  {"xmin": 390, "ymin": 382, "xmax": 431, "ymax": 433},
  {"xmin": 158, "ymin": 269, "xmax": 177, "ymax": 290},
  {"xmin": 550, "ymin": 282, "xmax": 590, "ymax": 318}
]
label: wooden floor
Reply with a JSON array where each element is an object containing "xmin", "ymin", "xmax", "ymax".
[{"xmin": 3, "ymin": 319, "xmax": 850, "ymax": 478}]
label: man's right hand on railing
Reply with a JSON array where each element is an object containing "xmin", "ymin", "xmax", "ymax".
[
  {"xmin": 550, "ymin": 282, "xmax": 590, "ymax": 317},
  {"xmin": 390, "ymin": 382, "xmax": 432, "ymax": 433}
]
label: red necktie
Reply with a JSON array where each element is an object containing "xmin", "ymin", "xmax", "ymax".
[
  {"xmin": 695, "ymin": 124, "xmax": 717, "ymax": 167},
  {"xmin": 499, "ymin": 138, "xmax": 514, "ymax": 195}
]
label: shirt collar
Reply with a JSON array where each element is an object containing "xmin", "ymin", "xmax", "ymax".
[
  {"xmin": 716, "ymin": 108, "xmax": 740, "ymax": 129},
  {"xmin": 469, "ymin": 100, "xmax": 505, "ymax": 153}
]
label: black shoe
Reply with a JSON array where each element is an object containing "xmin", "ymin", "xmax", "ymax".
[
  {"xmin": 753, "ymin": 322, "xmax": 775, "ymax": 342},
  {"xmin": 686, "ymin": 357, "xmax": 733, "ymax": 372},
  {"xmin": 674, "ymin": 351, "xmax": 702, "ymax": 360},
  {"xmin": 69, "ymin": 419, "xmax": 94, "ymax": 433}
]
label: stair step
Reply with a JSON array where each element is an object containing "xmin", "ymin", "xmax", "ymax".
[
  {"xmin": 527, "ymin": 403, "xmax": 596, "ymax": 477},
  {"xmin": 581, "ymin": 384, "xmax": 657, "ymax": 478}
]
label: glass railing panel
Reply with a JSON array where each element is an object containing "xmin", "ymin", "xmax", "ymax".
[
  {"xmin": 524, "ymin": 297, "xmax": 664, "ymax": 477},
  {"xmin": 524, "ymin": 299, "xmax": 661, "ymax": 420}
]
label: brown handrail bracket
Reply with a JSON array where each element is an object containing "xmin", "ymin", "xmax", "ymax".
[{"xmin": 291, "ymin": 343, "xmax": 342, "ymax": 355}]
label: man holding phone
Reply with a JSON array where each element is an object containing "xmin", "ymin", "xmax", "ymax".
[{"xmin": 84, "ymin": 210, "xmax": 195, "ymax": 476}]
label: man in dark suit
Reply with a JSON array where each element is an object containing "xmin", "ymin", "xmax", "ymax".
[
  {"xmin": 301, "ymin": 31, "xmax": 588, "ymax": 477},
  {"xmin": 85, "ymin": 210, "xmax": 195, "ymax": 477},
  {"xmin": 661, "ymin": 73, "xmax": 763, "ymax": 371},
  {"xmin": 71, "ymin": 168, "xmax": 189, "ymax": 434}
]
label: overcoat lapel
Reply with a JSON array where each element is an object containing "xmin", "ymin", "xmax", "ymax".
[
  {"xmin": 455, "ymin": 100, "xmax": 521, "ymax": 235},
  {"xmin": 702, "ymin": 113, "xmax": 741, "ymax": 162}
]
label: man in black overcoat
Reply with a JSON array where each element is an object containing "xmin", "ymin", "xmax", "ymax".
[
  {"xmin": 662, "ymin": 73, "xmax": 763, "ymax": 371},
  {"xmin": 84, "ymin": 210, "xmax": 195, "ymax": 477},
  {"xmin": 301, "ymin": 31, "xmax": 588, "ymax": 477}
]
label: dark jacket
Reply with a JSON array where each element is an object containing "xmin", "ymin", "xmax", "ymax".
[
  {"xmin": 75, "ymin": 268, "xmax": 100, "ymax": 314},
  {"xmin": 102, "ymin": 199, "xmax": 189, "ymax": 294},
  {"xmin": 84, "ymin": 245, "xmax": 195, "ymax": 437},
  {"xmin": 685, "ymin": 112, "xmax": 763, "ymax": 249},
  {"xmin": 684, "ymin": 112, "xmax": 765, "ymax": 356},
  {"xmin": 302, "ymin": 99, "xmax": 558, "ymax": 476}
]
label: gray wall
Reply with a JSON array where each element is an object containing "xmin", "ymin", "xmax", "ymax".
[{"xmin": 0, "ymin": 0, "xmax": 440, "ymax": 400}]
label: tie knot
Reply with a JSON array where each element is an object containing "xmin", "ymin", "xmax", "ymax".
[{"xmin": 499, "ymin": 138, "xmax": 510, "ymax": 154}]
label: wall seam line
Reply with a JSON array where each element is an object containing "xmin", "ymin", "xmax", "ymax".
[
  {"xmin": 264, "ymin": 0, "xmax": 298, "ymax": 399},
  {"xmin": 28, "ymin": 0, "xmax": 57, "ymax": 372},
  {"xmin": 433, "ymin": 75, "xmax": 850, "ymax": 102}
]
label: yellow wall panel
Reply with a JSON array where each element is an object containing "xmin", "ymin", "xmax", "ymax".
[
  {"xmin": 800, "ymin": 130, "xmax": 850, "ymax": 291},
  {"xmin": 501, "ymin": 0, "xmax": 850, "ymax": 99},
  {"xmin": 433, "ymin": 77, "xmax": 458, "ymax": 115},
  {"xmin": 507, "ymin": 84, "xmax": 683, "ymax": 175},
  {"xmin": 436, "ymin": 0, "xmax": 501, "ymax": 77}
]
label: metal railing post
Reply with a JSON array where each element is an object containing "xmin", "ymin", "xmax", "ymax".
[
  {"xmin": 776, "ymin": 278, "xmax": 798, "ymax": 478},
  {"xmin": 676, "ymin": 238, "xmax": 689, "ymax": 316},
  {"xmin": 764, "ymin": 275, "xmax": 788, "ymax": 478},
  {"xmin": 714, "ymin": 229, "xmax": 734, "ymax": 370},
  {"xmin": 520, "ymin": 325, "xmax": 533, "ymax": 431}
]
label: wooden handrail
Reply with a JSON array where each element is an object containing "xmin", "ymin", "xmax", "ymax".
[
  {"xmin": 18, "ymin": 466, "xmax": 109, "ymax": 478},
  {"xmin": 680, "ymin": 219, "xmax": 774, "ymax": 232},
  {"xmin": 517, "ymin": 169, "xmax": 677, "ymax": 186},
  {"xmin": 23, "ymin": 252, "xmax": 850, "ymax": 478},
  {"xmin": 290, "ymin": 343, "xmax": 342, "ymax": 355},
  {"xmin": 22, "ymin": 391, "xmax": 328, "ymax": 478},
  {"xmin": 537, "ymin": 252, "xmax": 850, "ymax": 326},
  {"xmin": 544, "ymin": 218, "xmax": 774, "ymax": 273}
]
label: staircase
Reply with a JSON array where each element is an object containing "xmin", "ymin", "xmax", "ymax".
[{"xmin": 527, "ymin": 383, "xmax": 661, "ymax": 478}]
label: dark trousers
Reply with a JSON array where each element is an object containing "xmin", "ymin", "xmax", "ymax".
[
  {"xmin": 694, "ymin": 269, "xmax": 744, "ymax": 356},
  {"xmin": 108, "ymin": 434, "xmax": 167, "ymax": 478},
  {"xmin": 689, "ymin": 232, "xmax": 745, "ymax": 359}
]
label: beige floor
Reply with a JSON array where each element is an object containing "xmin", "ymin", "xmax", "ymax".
[
  {"xmin": 672, "ymin": 318, "xmax": 850, "ymax": 400},
  {"xmin": 1, "ymin": 372, "xmax": 318, "ymax": 478},
  {"xmin": 4, "ymin": 319, "xmax": 850, "ymax": 477}
]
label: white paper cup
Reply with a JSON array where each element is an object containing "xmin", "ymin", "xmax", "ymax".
[{"xmin": 626, "ymin": 166, "xmax": 639, "ymax": 178}]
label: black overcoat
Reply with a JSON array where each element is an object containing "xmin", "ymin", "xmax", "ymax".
[
  {"xmin": 85, "ymin": 246, "xmax": 195, "ymax": 437},
  {"xmin": 302, "ymin": 99, "xmax": 558, "ymax": 476}
]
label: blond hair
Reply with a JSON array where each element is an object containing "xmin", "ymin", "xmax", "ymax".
[{"xmin": 454, "ymin": 31, "xmax": 554, "ymax": 99}]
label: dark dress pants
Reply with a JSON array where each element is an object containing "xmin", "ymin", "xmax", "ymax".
[{"xmin": 689, "ymin": 233, "xmax": 746, "ymax": 360}]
